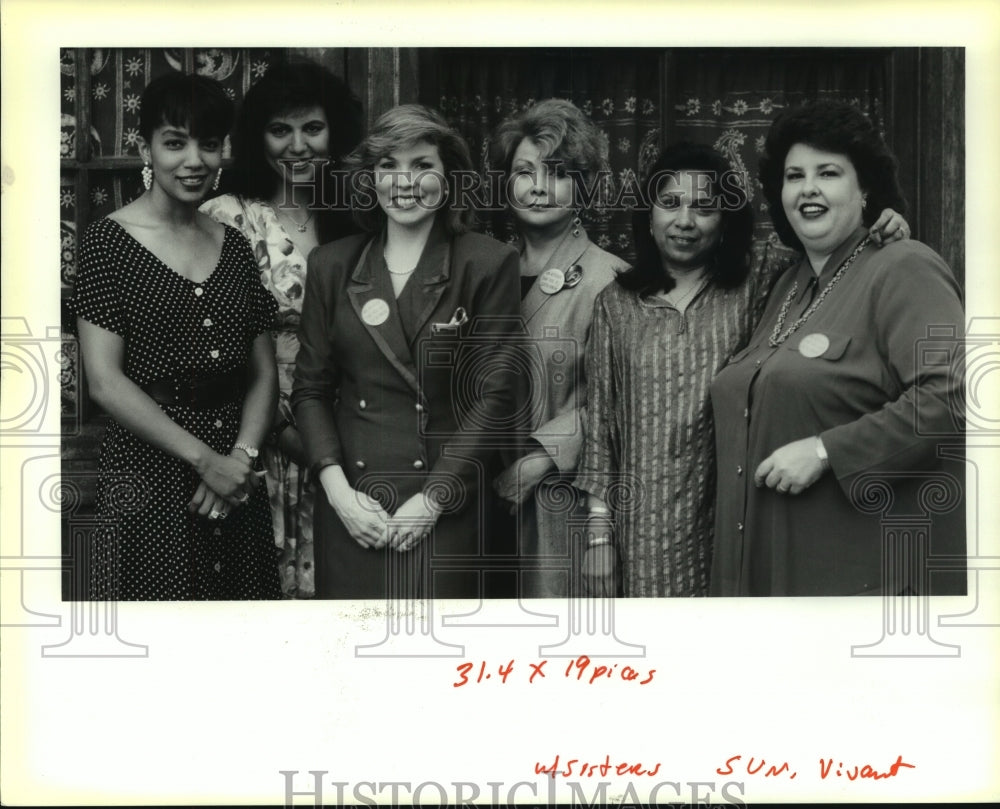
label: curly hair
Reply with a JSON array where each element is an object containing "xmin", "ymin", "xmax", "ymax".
[
  {"xmin": 139, "ymin": 72, "xmax": 233, "ymax": 143},
  {"xmin": 759, "ymin": 99, "xmax": 906, "ymax": 251},
  {"xmin": 346, "ymin": 104, "xmax": 477, "ymax": 235},
  {"xmin": 488, "ymin": 98, "xmax": 613, "ymax": 212},
  {"xmin": 617, "ymin": 141, "xmax": 754, "ymax": 295},
  {"xmin": 226, "ymin": 60, "xmax": 362, "ymax": 201}
]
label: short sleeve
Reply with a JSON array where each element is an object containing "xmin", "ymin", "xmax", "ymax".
[
  {"xmin": 231, "ymin": 229, "xmax": 278, "ymax": 337},
  {"xmin": 71, "ymin": 219, "xmax": 127, "ymax": 337},
  {"xmin": 200, "ymin": 194, "xmax": 252, "ymax": 237}
]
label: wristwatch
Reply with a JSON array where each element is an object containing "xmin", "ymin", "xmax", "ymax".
[
  {"xmin": 815, "ymin": 436, "xmax": 831, "ymax": 471},
  {"xmin": 233, "ymin": 442, "xmax": 261, "ymax": 468}
]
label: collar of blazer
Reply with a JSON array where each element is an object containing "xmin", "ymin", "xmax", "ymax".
[
  {"xmin": 521, "ymin": 226, "xmax": 594, "ymax": 324},
  {"xmin": 345, "ymin": 221, "xmax": 453, "ymax": 397},
  {"xmin": 349, "ymin": 217, "xmax": 451, "ymax": 286}
]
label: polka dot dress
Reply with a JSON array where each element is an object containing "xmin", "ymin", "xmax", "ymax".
[{"xmin": 72, "ymin": 218, "xmax": 282, "ymax": 600}]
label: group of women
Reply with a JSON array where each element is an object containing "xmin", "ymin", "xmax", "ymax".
[{"xmin": 73, "ymin": 59, "xmax": 964, "ymax": 601}]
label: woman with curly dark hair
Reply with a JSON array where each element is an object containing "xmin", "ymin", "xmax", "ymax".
[
  {"xmin": 201, "ymin": 60, "xmax": 362, "ymax": 597},
  {"xmin": 574, "ymin": 139, "xmax": 910, "ymax": 598},
  {"xmin": 709, "ymin": 100, "xmax": 965, "ymax": 596}
]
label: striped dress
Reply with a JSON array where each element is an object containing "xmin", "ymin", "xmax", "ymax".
[{"xmin": 574, "ymin": 245, "xmax": 788, "ymax": 596}]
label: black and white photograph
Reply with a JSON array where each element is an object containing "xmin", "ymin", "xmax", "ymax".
[{"xmin": 2, "ymin": 1, "xmax": 999, "ymax": 806}]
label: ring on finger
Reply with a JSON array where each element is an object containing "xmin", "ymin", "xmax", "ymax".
[{"xmin": 209, "ymin": 509, "xmax": 221, "ymax": 520}]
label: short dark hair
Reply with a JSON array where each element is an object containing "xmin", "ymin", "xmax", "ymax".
[
  {"xmin": 488, "ymin": 98, "xmax": 612, "ymax": 211},
  {"xmin": 227, "ymin": 59, "xmax": 362, "ymax": 203},
  {"xmin": 346, "ymin": 104, "xmax": 477, "ymax": 235},
  {"xmin": 759, "ymin": 99, "xmax": 906, "ymax": 251},
  {"xmin": 617, "ymin": 141, "xmax": 754, "ymax": 295},
  {"xmin": 138, "ymin": 72, "xmax": 233, "ymax": 143}
]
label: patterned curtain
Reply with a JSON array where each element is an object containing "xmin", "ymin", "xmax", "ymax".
[
  {"xmin": 666, "ymin": 48, "xmax": 891, "ymax": 271},
  {"xmin": 419, "ymin": 48, "xmax": 662, "ymax": 264}
]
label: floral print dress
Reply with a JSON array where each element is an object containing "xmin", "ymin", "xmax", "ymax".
[{"xmin": 201, "ymin": 194, "xmax": 315, "ymax": 597}]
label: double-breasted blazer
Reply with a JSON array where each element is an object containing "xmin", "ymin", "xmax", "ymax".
[
  {"xmin": 504, "ymin": 228, "xmax": 628, "ymax": 597},
  {"xmin": 292, "ymin": 222, "xmax": 520, "ymax": 598}
]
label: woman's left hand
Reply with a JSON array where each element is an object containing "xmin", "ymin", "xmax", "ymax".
[
  {"xmin": 494, "ymin": 452, "xmax": 555, "ymax": 509},
  {"xmin": 754, "ymin": 437, "xmax": 826, "ymax": 495},
  {"xmin": 388, "ymin": 493, "xmax": 441, "ymax": 552},
  {"xmin": 188, "ymin": 480, "xmax": 233, "ymax": 521},
  {"xmin": 869, "ymin": 208, "xmax": 910, "ymax": 245}
]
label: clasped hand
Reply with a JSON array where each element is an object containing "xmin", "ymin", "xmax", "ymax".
[
  {"xmin": 329, "ymin": 488, "xmax": 440, "ymax": 552},
  {"xmin": 189, "ymin": 450, "xmax": 262, "ymax": 518}
]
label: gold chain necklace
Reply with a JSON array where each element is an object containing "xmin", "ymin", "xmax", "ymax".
[
  {"xmin": 663, "ymin": 273, "xmax": 706, "ymax": 310},
  {"xmin": 274, "ymin": 204, "xmax": 313, "ymax": 233},
  {"xmin": 768, "ymin": 237, "xmax": 870, "ymax": 347}
]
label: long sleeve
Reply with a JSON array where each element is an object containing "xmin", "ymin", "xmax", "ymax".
[
  {"xmin": 573, "ymin": 291, "xmax": 619, "ymax": 501},
  {"xmin": 531, "ymin": 408, "xmax": 584, "ymax": 473},
  {"xmin": 290, "ymin": 245, "xmax": 343, "ymax": 472},
  {"xmin": 820, "ymin": 243, "xmax": 965, "ymax": 493},
  {"xmin": 424, "ymin": 245, "xmax": 521, "ymax": 496},
  {"xmin": 528, "ymin": 261, "xmax": 623, "ymax": 475}
]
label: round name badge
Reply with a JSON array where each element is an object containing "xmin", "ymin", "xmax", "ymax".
[
  {"xmin": 798, "ymin": 333, "xmax": 831, "ymax": 358},
  {"xmin": 538, "ymin": 268, "xmax": 566, "ymax": 295},
  {"xmin": 361, "ymin": 298, "xmax": 390, "ymax": 327}
]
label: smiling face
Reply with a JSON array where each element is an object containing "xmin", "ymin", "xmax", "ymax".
[
  {"xmin": 781, "ymin": 143, "xmax": 866, "ymax": 259},
  {"xmin": 650, "ymin": 170, "xmax": 724, "ymax": 276},
  {"xmin": 508, "ymin": 137, "xmax": 577, "ymax": 233},
  {"xmin": 263, "ymin": 105, "xmax": 330, "ymax": 187},
  {"xmin": 373, "ymin": 140, "xmax": 448, "ymax": 231},
  {"xmin": 140, "ymin": 123, "xmax": 223, "ymax": 206}
]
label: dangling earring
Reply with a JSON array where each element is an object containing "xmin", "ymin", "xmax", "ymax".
[
  {"xmin": 861, "ymin": 194, "xmax": 868, "ymax": 210},
  {"xmin": 141, "ymin": 163, "xmax": 153, "ymax": 191},
  {"xmin": 572, "ymin": 210, "xmax": 582, "ymax": 237},
  {"xmin": 213, "ymin": 169, "xmax": 222, "ymax": 192}
]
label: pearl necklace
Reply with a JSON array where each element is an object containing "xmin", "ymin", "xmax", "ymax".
[
  {"xmin": 768, "ymin": 236, "xmax": 870, "ymax": 347},
  {"xmin": 384, "ymin": 252, "xmax": 416, "ymax": 275}
]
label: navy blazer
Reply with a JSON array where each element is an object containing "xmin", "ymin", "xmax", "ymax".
[{"xmin": 292, "ymin": 224, "xmax": 521, "ymax": 511}]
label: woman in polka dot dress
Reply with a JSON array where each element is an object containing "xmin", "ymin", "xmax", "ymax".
[{"xmin": 72, "ymin": 73, "xmax": 282, "ymax": 600}]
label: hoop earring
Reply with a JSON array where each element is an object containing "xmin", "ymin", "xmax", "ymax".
[
  {"xmin": 141, "ymin": 164, "xmax": 153, "ymax": 191},
  {"xmin": 213, "ymin": 169, "xmax": 222, "ymax": 192}
]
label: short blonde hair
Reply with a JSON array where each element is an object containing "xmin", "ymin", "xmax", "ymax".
[{"xmin": 347, "ymin": 104, "xmax": 476, "ymax": 235}]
